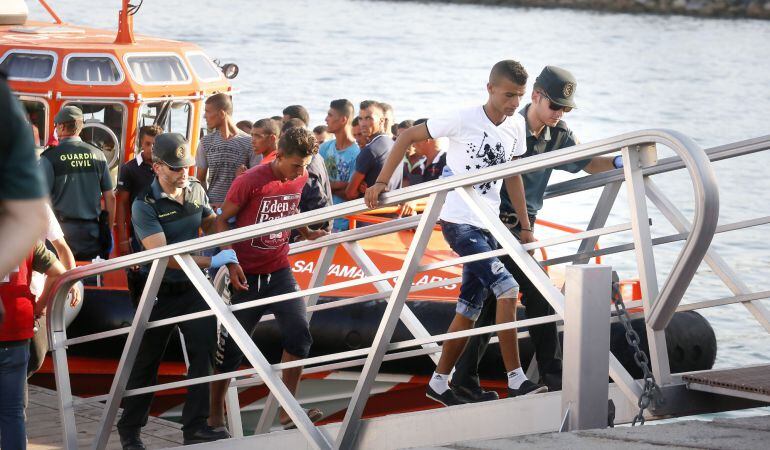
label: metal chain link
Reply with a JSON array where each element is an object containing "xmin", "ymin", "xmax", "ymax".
[{"xmin": 611, "ymin": 281, "xmax": 664, "ymax": 425}]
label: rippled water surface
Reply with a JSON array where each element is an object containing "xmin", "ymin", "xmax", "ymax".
[{"xmin": 28, "ymin": 0, "xmax": 770, "ymax": 371}]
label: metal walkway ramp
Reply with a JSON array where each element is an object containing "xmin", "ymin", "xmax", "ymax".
[{"xmin": 683, "ymin": 364, "xmax": 770, "ymax": 403}]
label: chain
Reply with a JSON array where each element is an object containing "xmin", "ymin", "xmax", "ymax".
[{"xmin": 611, "ymin": 281, "xmax": 664, "ymax": 425}]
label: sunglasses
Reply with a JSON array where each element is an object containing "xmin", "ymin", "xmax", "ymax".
[
  {"xmin": 540, "ymin": 92, "xmax": 573, "ymax": 113},
  {"xmin": 164, "ymin": 164, "xmax": 187, "ymax": 173}
]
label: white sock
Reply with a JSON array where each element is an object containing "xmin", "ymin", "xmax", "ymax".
[
  {"xmin": 429, "ymin": 372, "xmax": 450, "ymax": 394},
  {"xmin": 507, "ymin": 367, "xmax": 527, "ymax": 390}
]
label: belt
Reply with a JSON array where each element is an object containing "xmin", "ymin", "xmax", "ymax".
[
  {"xmin": 0, "ymin": 339, "xmax": 30, "ymax": 348},
  {"xmin": 58, "ymin": 217, "xmax": 98, "ymax": 224}
]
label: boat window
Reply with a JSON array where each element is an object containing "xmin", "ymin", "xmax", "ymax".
[
  {"xmin": 20, "ymin": 99, "xmax": 47, "ymax": 148},
  {"xmin": 186, "ymin": 52, "xmax": 221, "ymax": 81},
  {"xmin": 64, "ymin": 54, "xmax": 123, "ymax": 84},
  {"xmin": 138, "ymin": 101, "xmax": 192, "ymax": 139},
  {"xmin": 125, "ymin": 54, "xmax": 190, "ymax": 84},
  {"xmin": 0, "ymin": 51, "xmax": 56, "ymax": 81}
]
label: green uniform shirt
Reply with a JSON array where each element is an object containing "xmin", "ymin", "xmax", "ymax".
[
  {"xmin": 32, "ymin": 241, "xmax": 57, "ymax": 274},
  {"xmin": 131, "ymin": 178, "xmax": 214, "ymax": 282},
  {"xmin": 40, "ymin": 137, "xmax": 112, "ymax": 220},
  {"xmin": 501, "ymin": 104, "xmax": 589, "ymax": 217},
  {"xmin": 0, "ymin": 76, "xmax": 46, "ymax": 201}
]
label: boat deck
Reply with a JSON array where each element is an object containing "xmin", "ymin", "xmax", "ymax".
[
  {"xmin": 683, "ymin": 364, "xmax": 770, "ymax": 403},
  {"xmin": 26, "ymin": 385, "xmax": 183, "ymax": 449}
]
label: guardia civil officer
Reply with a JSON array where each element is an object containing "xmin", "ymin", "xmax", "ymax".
[
  {"xmin": 39, "ymin": 106, "xmax": 115, "ymax": 260},
  {"xmin": 117, "ymin": 133, "xmax": 236, "ymax": 449},
  {"xmin": 450, "ymin": 66, "xmax": 620, "ymax": 403}
]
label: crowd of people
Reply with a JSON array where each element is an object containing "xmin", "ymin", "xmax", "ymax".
[{"xmin": 0, "ymin": 59, "xmax": 625, "ymax": 449}]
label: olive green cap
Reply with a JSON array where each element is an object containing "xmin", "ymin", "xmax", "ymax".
[
  {"xmin": 534, "ymin": 66, "xmax": 577, "ymax": 108},
  {"xmin": 152, "ymin": 133, "xmax": 194, "ymax": 168},
  {"xmin": 54, "ymin": 105, "xmax": 83, "ymax": 124}
]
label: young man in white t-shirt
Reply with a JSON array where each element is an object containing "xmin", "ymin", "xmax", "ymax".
[{"xmin": 365, "ymin": 60, "xmax": 547, "ymax": 406}]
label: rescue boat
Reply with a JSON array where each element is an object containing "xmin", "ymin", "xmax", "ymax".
[{"xmin": 3, "ymin": 0, "xmax": 716, "ymax": 425}]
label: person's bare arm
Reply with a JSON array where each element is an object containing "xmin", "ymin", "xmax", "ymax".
[
  {"xmin": 197, "ymin": 167, "xmax": 209, "ymax": 192},
  {"xmin": 115, "ymin": 190, "xmax": 131, "ymax": 255},
  {"xmin": 201, "ymin": 212, "xmax": 218, "ymax": 235},
  {"xmin": 103, "ymin": 189, "xmax": 116, "ymax": 235},
  {"xmin": 50, "ymin": 237, "xmax": 75, "ymax": 271},
  {"xmin": 503, "ymin": 175, "xmax": 536, "ymax": 252},
  {"xmin": 583, "ymin": 156, "xmax": 617, "ymax": 174},
  {"xmin": 364, "ymin": 124, "xmax": 431, "ymax": 208},
  {"xmin": 345, "ymin": 172, "xmax": 367, "ymax": 200},
  {"xmin": 0, "ymin": 199, "xmax": 47, "ymax": 278}
]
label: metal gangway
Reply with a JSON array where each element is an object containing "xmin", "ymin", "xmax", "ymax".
[{"xmin": 43, "ymin": 130, "xmax": 770, "ymax": 449}]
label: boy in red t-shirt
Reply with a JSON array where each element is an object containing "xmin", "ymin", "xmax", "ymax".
[{"xmin": 209, "ymin": 127, "xmax": 327, "ymax": 430}]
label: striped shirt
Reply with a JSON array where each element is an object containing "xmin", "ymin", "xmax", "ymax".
[{"xmin": 195, "ymin": 130, "xmax": 260, "ymax": 204}]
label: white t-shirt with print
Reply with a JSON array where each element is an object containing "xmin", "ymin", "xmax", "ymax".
[{"xmin": 427, "ymin": 105, "xmax": 526, "ymax": 230}]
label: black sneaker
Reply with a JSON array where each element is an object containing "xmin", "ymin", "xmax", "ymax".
[
  {"xmin": 183, "ymin": 425, "xmax": 230, "ymax": 445},
  {"xmin": 449, "ymin": 382, "xmax": 499, "ymax": 403},
  {"xmin": 118, "ymin": 428, "xmax": 146, "ymax": 450},
  {"xmin": 426, "ymin": 384, "xmax": 464, "ymax": 406},
  {"xmin": 507, "ymin": 379, "xmax": 548, "ymax": 398},
  {"xmin": 541, "ymin": 371, "xmax": 563, "ymax": 392}
]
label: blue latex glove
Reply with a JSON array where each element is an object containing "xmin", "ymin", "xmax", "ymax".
[
  {"xmin": 210, "ymin": 249, "xmax": 238, "ymax": 271},
  {"xmin": 613, "ymin": 155, "xmax": 624, "ymax": 169}
]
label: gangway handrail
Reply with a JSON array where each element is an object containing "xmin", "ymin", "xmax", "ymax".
[
  {"xmin": 544, "ymin": 134, "xmax": 770, "ymax": 199},
  {"xmin": 41, "ymin": 128, "xmax": 719, "ymax": 450},
  {"xmin": 45, "ymin": 128, "xmax": 717, "ymax": 330}
]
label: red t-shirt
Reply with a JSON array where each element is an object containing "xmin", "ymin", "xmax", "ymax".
[
  {"xmin": 0, "ymin": 253, "xmax": 35, "ymax": 341},
  {"xmin": 226, "ymin": 163, "xmax": 308, "ymax": 274}
]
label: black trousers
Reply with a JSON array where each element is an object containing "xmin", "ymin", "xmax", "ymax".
[
  {"xmin": 117, "ymin": 285, "xmax": 216, "ymax": 434},
  {"xmin": 452, "ymin": 241, "xmax": 561, "ymax": 389},
  {"xmin": 59, "ymin": 220, "xmax": 101, "ymax": 261}
]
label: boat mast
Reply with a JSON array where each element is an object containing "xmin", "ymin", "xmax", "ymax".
[
  {"xmin": 114, "ymin": 0, "xmax": 136, "ymax": 45},
  {"xmin": 37, "ymin": 0, "xmax": 63, "ymax": 24}
]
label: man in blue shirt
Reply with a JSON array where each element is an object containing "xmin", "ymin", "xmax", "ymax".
[{"xmin": 318, "ymin": 99, "xmax": 360, "ymax": 230}]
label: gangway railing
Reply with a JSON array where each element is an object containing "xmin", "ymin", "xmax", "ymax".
[{"xmin": 43, "ymin": 129, "xmax": 722, "ymax": 450}]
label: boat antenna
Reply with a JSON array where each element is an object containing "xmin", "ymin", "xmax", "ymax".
[
  {"xmin": 37, "ymin": 0, "xmax": 63, "ymax": 24},
  {"xmin": 114, "ymin": 0, "xmax": 140, "ymax": 45}
]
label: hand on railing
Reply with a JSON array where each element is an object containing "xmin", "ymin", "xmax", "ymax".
[
  {"xmin": 364, "ymin": 182, "xmax": 388, "ymax": 209},
  {"xmin": 397, "ymin": 201, "xmax": 419, "ymax": 217},
  {"xmin": 518, "ymin": 229, "xmax": 537, "ymax": 256}
]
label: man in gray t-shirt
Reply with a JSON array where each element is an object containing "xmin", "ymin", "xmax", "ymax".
[{"xmin": 195, "ymin": 93, "xmax": 260, "ymax": 207}]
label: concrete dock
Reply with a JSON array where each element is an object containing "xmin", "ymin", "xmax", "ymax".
[
  {"xmin": 26, "ymin": 385, "xmax": 183, "ymax": 449},
  {"xmin": 418, "ymin": 414, "xmax": 770, "ymax": 450}
]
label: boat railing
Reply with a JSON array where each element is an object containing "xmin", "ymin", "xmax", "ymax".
[{"xmin": 43, "ymin": 128, "xmax": 725, "ymax": 450}]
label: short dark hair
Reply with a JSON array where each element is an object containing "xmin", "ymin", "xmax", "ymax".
[
  {"xmin": 489, "ymin": 60, "xmax": 528, "ymax": 86},
  {"xmin": 253, "ymin": 118, "xmax": 280, "ymax": 136},
  {"xmin": 278, "ymin": 127, "xmax": 317, "ymax": 158},
  {"xmin": 138, "ymin": 124, "xmax": 163, "ymax": 142},
  {"xmin": 270, "ymin": 115, "xmax": 282, "ymax": 122},
  {"xmin": 359, "ymin": 100, "xmax": 384, "ymax": 114},
  {"xmin": 281, "ymin": 117, "xmax": 306, "ymax": 135},
  {"xmin": 313, "ymin": 125, "xmax": 327, "ymax": 134},
  {"xmin": 397, "ymin": 119, "xmax": 414, "ymax": 130},
  {"xmin": 205, "ymin": 93, "xmax": 233, "ymax": 115},
  {"xmin": 236, "ymin": 120, "xmax": 253, "ymax": 130},
  {"xmin": 351, "ymin": 116, "xmax": 360, "ymax": 127},
  {"xmin": 282, "ymin": 105, "xmax": 309, "ymax": 126},
  {"xmin": 329, "ymin": 99, "xmax": 354, "ymax": 120},
  {"xmin": 414, "ymin": 118, "xmax": 428, "ymax": 126}
]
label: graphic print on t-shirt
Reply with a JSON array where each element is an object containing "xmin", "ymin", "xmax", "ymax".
[
  {"xmin": 251, "ymin": 193, "xmax": 301, "ymax": 249},
  {"xmin": 465, "ymin": 131, "xmax": 518, "ymax": 194}
]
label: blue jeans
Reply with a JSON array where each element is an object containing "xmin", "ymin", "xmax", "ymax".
[
  {"xmin": 1, "ymin": 341, "xmax": 30, "ymax": 450},
  {"xmin": 440, "ymin": 221, "xmax": 519, "ymax": 320}
]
